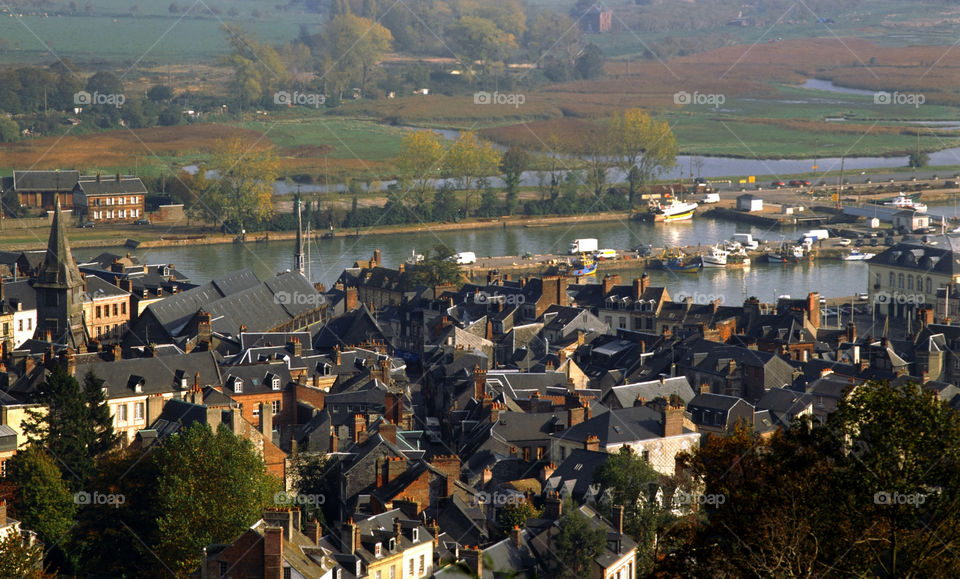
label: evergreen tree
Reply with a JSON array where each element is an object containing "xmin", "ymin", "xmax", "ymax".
[
  {"xmin": 0, "ymin": 530, "xmax": 45, "ymax": 578},
  {"xmin": 6, "ymin": 446, "xmax": 76, "ymax": 549},
  {"xmin": 553, "ymin": 502, "xmax": 607, "ymax": 579}
]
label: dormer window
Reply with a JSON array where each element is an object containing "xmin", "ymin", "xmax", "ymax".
[
  {"xmin": 388, "ymin": 538, "xmax": 396, "ymax": 551},
  {"xmin": 375, "ymin": 542, "xmax": 382, "ymax": 557},
  {"xmin": 271, "ymin": 376, "xmax": 281, "ymax": 391},
  {"xmin": 233, "ymin": 377, "xmax": 243, "ymax": 393},
  {"xmin": 412, "ymin": 528, "xmax": 419, "ymax": 542},
  {"xmin": 322, "ymin": 363, "xmax": 332, "ymax": 376},
  {"xmin": 180, "ymin": 377, "xmax": 187, "ymax": 389}
]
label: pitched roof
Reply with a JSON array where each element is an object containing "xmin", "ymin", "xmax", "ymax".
[
  {"xmin": 12, "ymin": 170, "xmax": 80, "ymax": 191},
  {"xmin": 34, "ymin": 198, "xmax": 84, "ymax": 290},
  {"xmin": 74, "ymin": 174, "xmax": 147, "ymax": 196},
  {"xmin": 552, "ymin": 405, "xmax": 684, "ymax": 445},
  {"xmin": 75, "ymin": 350, "xmax": 221, "ymax": 400}
]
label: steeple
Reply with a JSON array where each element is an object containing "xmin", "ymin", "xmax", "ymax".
[
  {"xmin": 33, "ymin": 196, "xmax": 88, "ymax": 350},
  {"xmin": 294, "ymin": 195, "xmax": 305, "ymax": 276}
]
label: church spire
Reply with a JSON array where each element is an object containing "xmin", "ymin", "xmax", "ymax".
[
  {"xmin": 294, "ymin": 195, "xmax": 305, "ymax": 276},
  {"xmin": 33, "ymin": 195, "xmax": 88, "ymax": 350}
]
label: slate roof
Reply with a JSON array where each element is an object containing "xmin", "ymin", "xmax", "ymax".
[
  {"xmin": 11, "ymin": 170, "xmax": 80, "ymax": 191},
  {"xmin": 75, "ymin": 350, "xmax": 221, "ymax": 400},
  {"xmin": 869, "ymin": 235, "xmax": 960, "ymax": 275},
  {"xmin": 74, "ymin": 175, "xmax": 147, "ymax": 196},
  {"xmin": 605, "ymin": 377, "xmax": 695, "ymax": 409},
  {"xmin": 552, "ymin": 405, "xmax": 686, "ymax": 446},
  {"xmin": 543, "ymin": 449, "xmax": 609, "ymax": 502}
]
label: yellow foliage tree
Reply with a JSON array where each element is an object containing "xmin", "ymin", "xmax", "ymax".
[
  {"xmin": 208, "ymin": 138, "xmax": 279, "ymax": 233},
  {"xmin": 607, "ymin": 108, "xmax": 678, "ymax": 203},
  {"xmin": 399, "ymin": 130, "xmax": 446, "ymax": 208}
]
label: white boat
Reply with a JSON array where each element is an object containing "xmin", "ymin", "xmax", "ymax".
[
  {"xmin": 842, "ymin": 249, "xmax": 875, "ymax": 261},
  {"xmin": 702, "ymin": 244, "xmax": 728, "ymax": 267},
  {"xmin": 654, "ymin": 199, "xmax": 698, "ymax": 222},
  {"xmin": 883, "ymin": 193, "xmax": 927, "ymax": 213},
  {"xmin": 405, "ymin": 250, "xmax": 424, "ymax": 264}
]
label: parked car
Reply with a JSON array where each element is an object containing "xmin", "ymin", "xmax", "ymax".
[
  {"xmin": 870, "ymin": 238, "xmax": 879, "ymax": 247},
  {"xmin": 594, "ymin": 249, "xmax": 618, "ymax": 261},
  {"xmin": 771, "ymin": 180, "xmax": 786, "ymax": 187},
  {"xmin": 837, "ymin": 238, "xmax": 852, "ymax": 246},
  {"xmin": 788, "ymin": 179, "xmax": 812, "ymax": 187},
  {"xmin": 134, "ymin": 219, "xmax": 150, "ymax": 226},
  {"xmin": 81, "ymin": 221, "xmax": 95, "ymax": 228},
  {"xmin": 633, "ymin": 244, "xmax": 653, "ymax": 257}
]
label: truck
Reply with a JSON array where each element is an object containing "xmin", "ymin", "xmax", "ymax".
[
  {"xmin": 800, "ymin": 229, "xmax": 830, "ymax": 242},
  {"xmin": 453, "ymin": 251, "xmax": 477, "ymax": 265},
  {"xmin": 731, "ymin": 233, "xmax": 759, "ymax": 250},
  {"xmin": 569, "ymin": 238, "xmax": 598, "ymax": 254}
]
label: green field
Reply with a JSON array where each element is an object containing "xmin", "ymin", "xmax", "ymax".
[{"xmin": 236, "ymin": 116, "xmax": 410, "ymax": 162}]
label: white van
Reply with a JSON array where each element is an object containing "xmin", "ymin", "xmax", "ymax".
[
  {"xmin": 454, "ymin": 251, "xmax": 477, "ymax": 265},
  {"xmin": 701, "ymin": 193, "xmax": 720, "ymax": 204},
  {"xmin": 593, "ymin": 249, "xmax": 617, "ymax": 260},
  {"xmin": 732, "ymin": 233, "xmax": 759, "ymax": 250}
]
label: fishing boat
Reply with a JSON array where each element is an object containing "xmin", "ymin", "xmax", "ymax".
[
  {"xmin": 765, "ymin": 243, "xmax": 805, "ymax": 263},
  {"xmin": 701, "ymin": 245, "xmax": 728, "ymax": 268},
  {"xmin": 665, "ymin": 255, "xmax": 702, "ymax": 271},
  {"xmin": 842, "ymin": 249, "xmax": 876, "ymax": 261},
  {"xmin": 405, "ymin": 250, "xmax": 425, "ymax": 265},
  {"xmin": 569, "ymin": 253, "xmax": 598, "ymax": 277},
  {"xmin": 653, "ymin": 199, "xmax": 699, "ymax": 222},
  {"xmin": 882, "ymin": 193, "xmax": 927, "ymax": 213}
]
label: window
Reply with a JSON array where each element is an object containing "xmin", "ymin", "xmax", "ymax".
[
  {"xmin": 18, "ymin": 319, "xmax": 22, "ymax": 331},
  {"xmin": 898, "ymin": 274, "xmax": 904, "ymax": 289},
  {"xmin": 376, "ymin": 572, "xmax": 382, "ymax": 579},
  {"xmin": 121, "ymin": 302, "xmax": 126, "ymax": 315},
  {"xmin": 272, "ymin": 376, "xmax": 281, "ymax": 390},
  {"xmin": 908, "ymin": 276, "xmax": 913, "ymax": 290},
  {"xmin": 135, "ymin": 402, "xmax": 144, "ymax": 420},
  {"xmin": 96, "ymin": 306, "xmax": 102, "ymax": 318},
  {"xmin": 253, "ymin": 406, "xmax": 260, "ymax": 418},
  {"xmin": 412, "ymin": 528, "xmax": 419, "ymax": 542},
  {"xmin": 390, "ymin": 566, "xmax": 395, "ymax": 579},
  {"xmin": 118, "ymin": 404, "xmax": 128, "ymax": 422},
  {"xmin": 419, "ymin": 554, "xmax": 425, "ymax": 575},
  {"xmin": 927, "ymin": 277, "xmax": 933, "ymax": 294},
  {"xmin": 27, "ymin": 319, "xmax": 31, "ymax": 330},
  {"xmin": 97, "ymin": 326, "xmax": 102, "ymax": 338},
  {"xmin": 284, "ymin": 568, "xmax": 291, "ymax": 579},
  {"xmin": 272, "ymin": 400, "xmax": 281, "ymax": 414},
  {"xmin": 113, "ymin": 303, "xmax": 118, "ymax": 316},
  {"xmin": 410, "ymin": 558, "xmax": 414, "ymax": 577},
  {"xmin": 375, "ymin": 543, "xmax": 382, "ymax": 557},
  {"xmin": 219, "ymin": 562, "xmax": 227, "ymax": 576},
  {"xmin": 536, "ymin": 446, "xmax": 545, "ymax": 459},
  {"xmin": 233, "ymin": 378, "xmax": 242, "ymax": 393},
  {"xmin": 890, "ymin": 272, "xmax": 895, "ymax": 287}
]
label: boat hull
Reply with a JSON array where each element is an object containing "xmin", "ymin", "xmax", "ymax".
[{"xmin": 655, "ymin": 209, "xmax": 696, "ymax": 222}]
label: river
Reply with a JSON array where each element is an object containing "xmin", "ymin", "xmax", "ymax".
[{"xmin": 76, "ymin": 217, "xmax": 876, "ymax": 307}]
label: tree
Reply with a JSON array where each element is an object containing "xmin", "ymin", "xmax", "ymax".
[
  {"xmin": 607, "ymin": 109, "xmax": 678, "ymax": 204},
  {"xmin": 21, "ymin": 366, "xmax": 118, "ymax": 491},
  {"xmin": 146, "ymin": 84, "xmax": 174, "ymax": 102},
  {"xmin": 208, "ymin": 138, "xmax": 278, "ymax": 233},
  {"xmin": 497, "ymin": 500, "xmax": 541, "ymax": 536},
  {"xmin": 322, "ymin": 13, "xmax": 393, "ymax": 98},
  {"xmin": 444, "ymin": 131, "xmax": 501, "ymax": 217},
  {"xmin": 432, "ymin": 182, "xmax": 459, "ymax": 221},
  {"xmin": 445, "ymin": 16, "xmax": 518, "ymax": 71},
  {"xmin": 408, "ymin": 244, "xmax": 462, "ymax": 287},
  {"xmin": 289, "ymin": 452, "xmax": 331, "ymax": 525},
  {"xmin": 399, "ymin": 130, "xmax": 445, "ymax": 211},
  {"xmin": 0, "ymin": 530, "xmax": 45, "ymax": 578},
  {"xmin": 85, "ymin": 71, "xmax": 123, "ymax": 97},
  {"xmin": 500, "ymin": 146, "xmax": 529, "ymax": 215},
  {"xmin": 553, "ymin": 503, "xmax": 607, "ymax": 579},
  {"xmin": 152, "ymin": 423, "xmax": 280, "ymax": 576},
  {"xmin": 6, "ymin": 446, "xmax": 76, "ymax": 548},
  {"xmin": 909, "ymin": 151, "xmax": 929, "ymax": 168},
  {"xmin": 0, "ymin": 117, "xmax": 19, "ymax": 143},
  {"xmin": 221, "ymin": 27, "xmax": 288, "ymax": 108},
  {"xmin": 575, "ymin": 43, "xmax": 604, "ymax": 79},
  {"xmin": 526, "ymin": 10, "xmax": 580, "ymax": 66}
]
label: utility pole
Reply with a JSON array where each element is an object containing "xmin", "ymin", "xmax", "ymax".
[{"xmin": 836, "ymin": 156, "xmax": 845, "ymax": 210}]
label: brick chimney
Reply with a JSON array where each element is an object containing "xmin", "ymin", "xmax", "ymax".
[
  {"xmin": 540, "ymin": 462, "xmax": 556, "ymax": 482},
  {"xmin": 305, "ymin": 517, "xmax": 322, "ymax": 546},
  {"xmin": 263, "ymin": 526, "xmax": 283, "ymax": 579},
  {"xmin": 918, "ymin": 306, "xmax": 934, "ymax": 328},
  {"xmin": 197, "ymin": 310, "xmax": 212, "ymax": 343},
  {"xmin": 700, "ymin": 383, "xmax": 710, "ymax": 395},
  {"xmin": 613, "ymin": 505, "xmax": 624, "ymax": 535},
  {"xmin": 379, "ymin": 421, "xmax": 398, "ymax": 445},
  {"xmin": 807, "ymin": 292, "xmax": 821, "ymax": 329},
  {"xmin": 373, "ymin": 249, "xmax": 382, "ymax": 266},
  {"xmin": 568, "ymin": 406, "xmax": 585, "ymax": 427},
  {"xmin": 384, "ymin": 456, "xmax": 408, "ymax": 484},
  {"xmin": 602, "ymin": 274, "xmax": 621, "ymax": 296},
  {"xmin": 474, "ymin": 365, "xmax": 487, "ymax": 399},
  {"xmin": 633, "ymin": 273, "xmax": 650, "ymax": 299},
  {"xmin": 511, "ymin": 525, "xmax": 522, "ymax": 548},
  {"xmin": 288, "ymin": 337, "xmax": 303, "ymax": 357},
  {"xmin": 585, "ymin": 434, "xmax": 600, "ymax": 451},
  {"xmin": 463, "ymin": 546, "xmax": 482, "ymax": 578},
  {"xmin": 0, "ymin": 500, "xmax": 6, "ymax": 526},
  {"xmin": 329, "ymin": 426, "xmax": 339, "ymax": 453},
  {"xmin": 259, "ymin": 402, "xmax": 273, "ymax": 437},
  {"xmin": 385, "ymin": 391, "xmax": 403, "ymax": 425},
  {"xmin": 489, "ymin": 401, "xmax": 503, "ymax": 423},
  {"xmin": 111, "ymin": 343, "xmax": 122, "ymax": 361},
  {"xmin": 353, "ymin": 413, "xmax": 366, "ymax": 443},
  {"xmin": 342, "ymin": 519, "xmax": 359, "ymax": 554},
  {"xmin": 543, "ymin": 491, "xmax": 562, "ymax": 519},
  {"xmin": 663, "ymin": 404, "xmax": 685, "ymax": 437},
  {"xmin": 394, "ymin": 497, "xmax": 421, "ymax": 519},
  {"xmin": 429, "ymin": 455, "xmax": 460, "ymax": 497},
  {"xmin": 346, "ymin": 287, "xmax": 358, "ymax": 311}
]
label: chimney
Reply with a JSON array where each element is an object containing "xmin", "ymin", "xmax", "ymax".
[
  {"xmin": 807, "ymin": 292, "xmax": 821, "ymax": 329},
  {"xmin": 394, "ymin": 497, "xmax": 421, "ymax": 519},
  {"xmin": 700, "ymin": 382, "xmax": 710, "ymax": 395},
  {"xmin": 543, "ymin": 491, "xmax": 562, "ymax": 519},
  {"xmin": 0, "ymin": 278, "xmax": 4, "ymax": 303},
  {"xmin": 474, "ymin": 365, "xmax": 487, "ymax": 399},
  {"xmin": 259, "ymin": 402, "xmax": 273, "ymax": 438},
  {"xmin": 111, "ymin": 344, "xmax": 122, "ymax": 361},
  {"xmin": 557, "ymin": 276, "xmax": 569, "ymax": 307},
  {"xmin": 305, "ymin": 518, "xmax": 322, "ymax": 546},
  {"xmin": 346, "ymin": 287, "xmax": 358, "ymax": 311},
  {"xmin": 485, "ymin": 319, "xmax": 493, "ymax": 340},
  {"xmin": 329, "ymin": 426, "xmax": 339, "ymax": 453},
  {"xmin": 511, "ymin": 526, "xmax": 523, "ymax": 548},
  {"xmin": 288, "ymin": 337, "xmax": 303, "ymax": 357},
  {"xmin": 334, "ymin": 345, "xmax": 341, "ymax": 365},
  {"xmin": 147, "ymin": 394, "xmax": 165, "ymax": 424},
  {"xmin": 489, "ymin": 401, "xmax": 503, "ymax": 424},
  {"xmin": 24, "ymin": 355, "xmax": 34, "ymax": 375},
  {"xmin": 373, "ymin": 249, "xmax": 382, "ymax": 266},
  {"xmin": 429, "ymin": 455, "xmax": 460, "ymax": 497},
  {"xmin": 463, "ymin": 546, "xmax": 482, "ymax": 578},
  {"xmin": 353, "ymin": 414, "xmax": 366, "ymax": 443},
  {"xmin": 663, "ymin": 404, "xmax": 685, "ymax": 437},
  {"xmin": 384, "ymin": 456, "xmax": 408, "ymax": 484},
  {"xmin": 60, "ymin": 348, "xmax": 77, "ymax": 376},
  {"xmin": 540, "ymin": 462, "xmax": 556, "ymax": 482},
  {"xmin": 568, "ymin": 406, "xmax": 585, "ymax": 426},
  {"xmin": 379, "ymin": 421, "xmax": 398, "ymax": 445},
  {"xmin": 197, "ymin": 310, "xmax": 212, "ymax": 343},
  {"xmin": 613, "ymin": 505, "xmax": 624, "ymax": 535},
  {"xmin": 602, "ymin": 273, "xmax": 621, "ymax": 295},
  {"xmin": 918, "ymin": 306, "xmax": 934, "ymax": 328},
  {"xmin": 482, "ymin": 467, "xmax": 493, "ymax": 484},
  {"xmin": 263, "ymin": 526, "xmax": 283, "ymax": 579},
  {"xmin": 0, "ymin": 501, "xmax": 6, "ymax": 526},
  {"xmin": 585, "ymin": 434, "xmax": 600, "ymax": 451}
]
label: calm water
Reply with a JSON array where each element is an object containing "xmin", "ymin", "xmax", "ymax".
[{"xmin": 79, "ymin": 217, "xmax": 871, "ymax": 306}]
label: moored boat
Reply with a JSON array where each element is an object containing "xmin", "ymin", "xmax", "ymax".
[
  {"xmin": 882, "ymin": 193, "xmax": 927, "ymax": 213},
  {"xmin": 569, "ymin": 253, "xmax": 598, "ymax": 277},
  {"xmin": 702, "ymin": 244, "xmax": 728, "ymax": 268},
  {"xmin": 842, "ymin": 249, "xmax": 875, "ymax": 261},
  {"xmin": 653, "ymin": 199, "xmax": 699, "ymax": 222}
]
